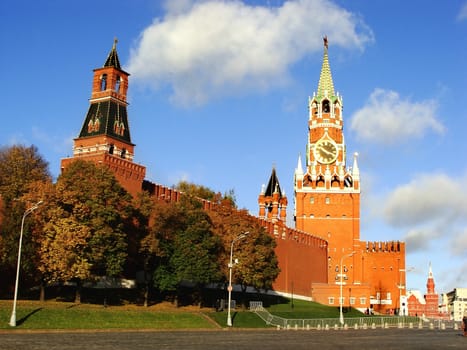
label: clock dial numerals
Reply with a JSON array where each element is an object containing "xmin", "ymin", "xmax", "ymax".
[{"xmin": 314, "ymin": 140, "xmax": 337, "ymax": 164}]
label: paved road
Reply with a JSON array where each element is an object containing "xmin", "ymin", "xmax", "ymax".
[{"xmin": 0, "ymin": 328, "xmax": 465, "ymax": 350}]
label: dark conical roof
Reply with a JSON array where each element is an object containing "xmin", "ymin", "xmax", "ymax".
[
  {"xmin": 104, "ymin": 38, "xmax": 121, "ymax": 69},
  {"xmin": 264, "ymin": 167, "xmax": 282, "ymax": 197}
]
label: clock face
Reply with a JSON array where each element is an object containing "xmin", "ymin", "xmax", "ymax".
[{"xmin": 314, "ymin": 139, "xmax": 338, "ymax": 164}]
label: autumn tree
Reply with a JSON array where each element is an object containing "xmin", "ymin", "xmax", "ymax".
[
  {"xmin": 0, "ymin": 145, "xmax": 51, "ymax": 202},
  {"xmin": 0, "ymin": 145, "xmax": 51, "ymax": 295},
  {"xmin": 208, "ymin": 200, "xmax": 280, "ymax": 296},
  {"xmin": 39, "ymin": 160, "xmax": 135, "ymax": 302},
  {"xmin": 176, "ymin": 181, "xmax": 236, "ymax": 206}
]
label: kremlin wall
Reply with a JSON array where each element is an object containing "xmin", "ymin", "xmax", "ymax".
[{"xmin": 61, "ymin": 38, "xmax": 406, "ymax": 314}]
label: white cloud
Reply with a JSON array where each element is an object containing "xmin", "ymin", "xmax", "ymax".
[
  {"xmin": 127, "ymin": 0, "xmax": 373, "ymax": 106},
  {"xmin": 457, "ymin": 2, "xmax": 467, "ymax": 21},
  {"xmin": 350, "ymin": 89, "xmax": 445, "ymax": 144},
  {"xmin": 450, "ymin": 227, "xmax": 467, "ymax": 256},
  {"xmin": 381, "ymin": 173, "xmax": 467, "ymax": 255},
  {"xmin": 384, "ymin": 173, "xmax": 467, "ymax": 227}
]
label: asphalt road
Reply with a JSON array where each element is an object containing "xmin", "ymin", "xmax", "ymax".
[{"xmin": 0, "ymin": 329, "xmax": 465, "ymax": 350}]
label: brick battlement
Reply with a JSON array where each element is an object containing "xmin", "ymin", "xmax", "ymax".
[{"xmin": 365, "ymin": 240, "xmax": 404, "ymax": 253}]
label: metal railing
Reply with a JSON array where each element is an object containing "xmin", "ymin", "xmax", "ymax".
[{"xmin": 250, "ymin": 305, "xmax": 461, "ymax": 330}]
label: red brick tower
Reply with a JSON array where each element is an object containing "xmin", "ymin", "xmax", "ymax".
[
  {"xmin": 258, "ymin": 167, "xmax": 288, "ymax": 223},
  {"xmin": 294, "ymin": 37, "xmax": 361, "ymax": 283},
  {"xmin": 61, "ymin": 39, "xmax": 146, "ymax": 196},
  {"xmin": 424, "ymin": 264, "xmax": 439, "ymax": 316},
  {"xmin": 407, "ymin": 264, "xmax": 441, "ymax": 317}
]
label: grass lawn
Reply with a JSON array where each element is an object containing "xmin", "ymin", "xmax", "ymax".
[
  {"xmin": 267, "ymin": 299, "xmax": 365, "ymax": 319},
  {"xmin": 0, "ymin": 300, "xmax": 218, "ymax": 330},
  {"xmin": 0, "ymin": 298, "xmax": 367, "ymax": 330}
]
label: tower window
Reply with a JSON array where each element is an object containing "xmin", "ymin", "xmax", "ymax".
[
  {"xmin": 115, "ymin": 75, "xmax": 121, "ymax": 93},
  {"xmin": 109, "ymin": 144, "xmax": 114, "ymax": 155},
  {"xmin": 121, "ymin": 148, "xmax": 126, "ymax": 159},
  {"xmin": 310, "ymin": 197, "xmax": 314, "ymax": 204},
  {"xmin": 322, "ymin": 100, "xmax": 330, "ymax": 113},
  {"xmin": 325, "ymin": 197, "xmax": 330, "ymax": 204},
  {"xmin": 100, "ymin": 74, "xmax": 107, "ymax": 91}
]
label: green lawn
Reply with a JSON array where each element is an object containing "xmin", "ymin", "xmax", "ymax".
[
  {"xmin": 0, "ymin": 301, "xmax": 217, "ymax": 330},
  {"xmin": 0, "ymin": 298, "xmax": 366, "ymax": 330},
  {"xmin": 266, "ymin": 298, "xmax": 365, "ymax": 319}
]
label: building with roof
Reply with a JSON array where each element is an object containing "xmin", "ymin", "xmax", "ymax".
[
  {"xmin": 61, "ymin": 39, "xmax": 146, "ymax": 197},
  {"xmin": 446, "ymin": 288, "xmax": 467, "ymax": 321},
  {"xmin": 407, "ymin": 264, "xmax": 448, "ymax": 319}
]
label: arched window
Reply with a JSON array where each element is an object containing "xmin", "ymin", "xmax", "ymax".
[
  {"xmin": 121, "ymin": 148, "xmax": 126, "ymax": 159},
  {"xmin": 100, "ymin": 74, "xmax": 107, "ymax": 91},
  {"xmin": 322, "ymin": 100, "xmax": 330, "ymax": 113},
  {"xmin": 115, "ymin": 75, "xmax": 121, "ymax": 93},
  {"xmin": 109, "ymin": 144, "xmax": 114, "ymax": 155}
]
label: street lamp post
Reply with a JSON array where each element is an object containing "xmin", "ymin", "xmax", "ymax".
[
  {"xmin": 227, "ymin": 231, "xmax": 248, "ymax": 327},
  {"xmin": 339, "ymin": 251, "xmax": 355, "ymax": 326},
  {"xmin": 9, "ymin": 200, "xmax": 43, "ymax": 327}
]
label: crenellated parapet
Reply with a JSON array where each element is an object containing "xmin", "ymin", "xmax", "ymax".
[{"xmin": 365, "ymin": 240, "xmax": 405, "ymax": 253}]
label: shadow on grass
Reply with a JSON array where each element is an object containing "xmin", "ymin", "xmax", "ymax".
[{"xmin": 17, "ymin": 308, "xmax": 42, "ymax": 326}]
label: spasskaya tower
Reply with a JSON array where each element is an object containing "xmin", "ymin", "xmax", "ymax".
[{"xmin": 294, "ymin": 37, "xmax": 361, "ymax": 283}]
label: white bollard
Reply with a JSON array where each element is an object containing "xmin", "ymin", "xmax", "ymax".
[{"xmin": 354, "ymin": 323, "xmax": 358, "ymax": 330}]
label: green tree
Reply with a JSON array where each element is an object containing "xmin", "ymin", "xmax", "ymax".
[{"xmin": 150, "ymin": 196, "xmax": 222, "ymax": 306}]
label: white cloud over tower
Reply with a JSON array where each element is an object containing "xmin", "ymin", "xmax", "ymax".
[{"xmin": 127, "ymin": 0, "xmax": 373, "ymax": 105}]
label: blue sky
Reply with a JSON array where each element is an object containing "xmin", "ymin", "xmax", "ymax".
[{"xmin": 1, "ymin": 0, "xmax": 466, "ymax": 295}]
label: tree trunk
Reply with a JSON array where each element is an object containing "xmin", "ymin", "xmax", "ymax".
[
  {"xmin": 74, "ymin": 280, "xmax": 82, "ymax": 304},
  {"xmin": 39, "ymin": 280, "xmax": 45, "ymax": 302},
  {"xmin": 143, "ymin": 282, "xmax": 149, "ymax": 307}
]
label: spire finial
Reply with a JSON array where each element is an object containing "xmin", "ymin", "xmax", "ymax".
[
  {"xmin": 317, "ymin": 36, "xmax": 335, "ymax": 97},
  {"xmin": 104, "ymin": 37, "xmax": 121, "ymax": 69}
]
